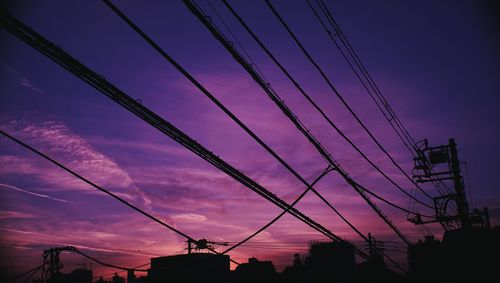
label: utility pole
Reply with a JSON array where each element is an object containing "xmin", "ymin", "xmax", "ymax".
[
  {"xmin": 411, "ymin": 138, "xmax": 476, "ymax": 230},
  {"xmin": 187, "ymin": 239, "xmax": 193, "ymax": 254},
  {"xmin": 368, "ymin": 233, "xmax": 374, "ymax": 257},
  {"xmin": 127, "ymin": 269, "xmax": 135, "ymax": 283},
  {"xmin": 448, "ymin": 138, "xmax": 470, "ymax": 230},
  {"xmin": 367, "ymin": 233, "xmax": 384, "ymax": 258}
]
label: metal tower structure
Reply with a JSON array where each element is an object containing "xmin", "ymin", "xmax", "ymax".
[
  {"xmin": 40, "ymin": 246, "xmax": 75, "ymax": 283},
  {"xmin": 411, "ymin": 138, "xmax": 489, "ymax": 230}
]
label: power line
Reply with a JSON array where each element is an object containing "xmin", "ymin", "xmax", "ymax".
[
  {"xmin": 184, "ymin": 0, "xmax": 412, "ymax": 246},
  {"xmin": 314, "ymin": 0, "xmax": 458, "ymax": 212},
  {"xmin": 264, "ymin": 0, "xmax": 434, "ymax": 202},
  {"xmin": 312, "ymin": 0, "xmax": 418, "ymax": 158},
  {"xmin": 103, "ymin": 0, "xmax": 399, "ymax": 260},
  {"xmin": 305, "ymin": 0, "xmax": 416, "ymax": 157},
  {"xmin": 0, "ymin": 129, "xmax": 238, "ymax": 267},
  {"xmin": 222, "ymin": 164, "xmax": 405, "ymax": 272},
  {"xmin": 42, "ymin": 246, "xmax": 150, "ymax": 281},
  {"xmin": 0, "ymin": 130, "xmax": 189, "ymax": 241},
  {"xmin": 204, "ymin": 0, "xmax": 267, "ymax": 79},
  {"xmin": 220, "ymin": 166, "xmax": 358, "ymax": 255},
  {"xmin": 1, "ymin": 5, "xmax": 408, "ymax": 272},
  {"xmin": 317, "ymin": 0, "xmax": 419, "ymax": 153},
  {"xmin": 308, "ymin": 0, "xmax": 454, "ymax": 211},
  {"xmin": 20, "ymin": 267, "xmax": 41, "ymax": 283},
  {"xmin": 218, "ymin": 0, "xmax": 433, "ymax": 218},
  {"xmin": 357, "ymin": 181, "xmax": 434, "ymax": 218},
  {"xmin": 182, "ymin": 1, "xmax": 408, "ymax": 270},
  {"xmin": 93, "ymin": 262, "xmax": 150, "ymax": 280},
  {"xmin": 101, "ymin": 0, "xmax": 368, "ymax": 254},
  {"xmin": 99, "ymin": 3, "xmax": 420, "ymax": 272},
  {"xmin": 220, "ymin": 0, "xmax": 433, "ymax": 210},
  {"xmin": 101, "ymin": 0, "xmax": 395, "ymax": 263},
  {"xmin": 71, "ymin": 248, "xmax": 149, "ymax": 272},
  {"xmin": 10, "ymin": 265, "xmax": 42, "ymax": 281},
  {"xmin": 0, "ymin": 10, "xmax": 360, "ymax": 259}
]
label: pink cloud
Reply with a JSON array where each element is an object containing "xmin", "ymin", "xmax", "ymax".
[
  {"xmin": 0, "ymin": 210, "xmax": 35, "ymax": 219},
  {"xmin": 0, "ymin": 119, "xmax": 153, "ymax": 204},
  {"xmin": 13, "ymin": 119, "xmax": 133, "ymax": 187},
  {"xmin": 171, "ymin": 213, "xmax": 208, "ymax": 222}
]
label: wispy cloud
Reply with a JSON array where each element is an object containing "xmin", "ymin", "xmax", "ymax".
[
  {"xmin": 0, "ymin": 210, "xmax": 35, "ymax": 219},
  {"xmin": 14, "ymin": 119, "xmax": 134, "ymax": 188},
  {"xmin": 171, "ymin": 213, "xmax": 207, "ymax": 222},
  {"xmin": 0, "ymin": 183, "xmax": 72, "ymax": 203},
  {"xmin": 3, "ymin": 65, "xmax": 45, "ymax": 94},
  {"xmin": 0, "ymin": 119, "xmax": 153, "ymax": 205},
  {"xmin": 0, "ymin": 227, "xmax": 162, "ymax": 258},
  {"xmin": 18, "ymin": 77, "xmax": 45, "ymax": 94}
]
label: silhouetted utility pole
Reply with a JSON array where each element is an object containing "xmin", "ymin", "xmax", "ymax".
[
  {"xmin": 367, "ymin": 233, "xmax": 384, "ymax": 257},
  {"xmin": 448, "ymin": 138, "xmax": 470, "ymax": 230},
  {"xmin": 40, "ymin": 246, "xmax": 77, "ymax": 283},
  {"xmin": 127, "ymin": 269, "xmax": 135, "ymax": 283},
  {"xmin": 411, "ymin": 138, "xmax": 484, "ymax": 230}
]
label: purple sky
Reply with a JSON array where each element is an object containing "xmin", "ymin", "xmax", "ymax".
[{"xmin": 1, "ymin": 0, "xmax": 499, "ymax": 278}]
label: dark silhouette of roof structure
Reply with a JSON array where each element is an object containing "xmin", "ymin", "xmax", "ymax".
[
  {"xmin": 32, "ymin": 268, "xmax": 92, "ymax": 283},
  {"xmin": 407, "ymin": 227, "xmax": 500, "ymax": 283},
  {"xmin": 303, "ymin": 240, "xmax": 356, "ymax": 283},
  {"xmin": 234, "ymin": 257, "xmax": 277, "ymax": 283},
  {"xmin": 148, "ymin": 253, "xmax": 230, "ymax": 283}
]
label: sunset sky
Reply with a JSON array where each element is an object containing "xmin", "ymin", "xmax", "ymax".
[{"xmin": 1, "ymin": 0, "xmax": 499, "ymax": 279}]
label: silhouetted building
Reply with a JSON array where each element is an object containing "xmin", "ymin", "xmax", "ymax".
[
  {"xmin": 42, "ymin": 268, "xmax": 92, "ymax": 283},
  {"xmin": 93, "ymin": 273, "xmax": 126, "ymax": 283},
  {"xmin": 234, "ymin": 257, "xmax": 277, "ymax": 283},
  {"xmin": 407, "ymin": 227, "xmax": 500, "ymax": 282},
  {"xmin": 441, "ymin": 227, "xmax": 499, "ymax": 282},
  {"xmin": 133, "ymin": 276, "xmax": 149, "ymax": 283},
  {"xmin": 70, "ymin": 268, "xmax": 93, "ymax": 283},
  {"xmin": 407, "ymin": 235, "xmax": 443, "ymax": 282},
  {"xmin": 148, "ymin": 253, "xmax": 230, "ymax": 283},
  {"xmin": 355, "ymin": 253, "xmax": 401, "ymax": 283},
  {"xmin": 281, "ymin": 254, "xmax": 304, "ymax": 283},
  {"xmin": 304, "ymin": 240, "xmax": 356, "ymax": 283},
  {"xmin": 0, "ymin": 265, "xmax": 14, "ymax": 283},
  {"xmin": 123, "ymin": 270, "xmax": 149, "ymax": 283},
  {"xmin": 111, "ymin": 273, "xmax": 125, "ymax": 283}
]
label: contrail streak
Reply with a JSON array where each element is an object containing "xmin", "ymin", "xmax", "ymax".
[{"xmin": 0, "ymin": 183, "xmax": 72, "ymax": 203}]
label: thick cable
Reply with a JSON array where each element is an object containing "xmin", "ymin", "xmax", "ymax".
[
  {"xmin": 184, "ymin": 0, "xmax": 413, "ymax": 245},
  {"xmin": 0, "ymin": 129, "xmax": 239, "ymax": 265},
  {"xmin": 102, "ymin": 0, "xmax": 371, "ymax": 256},
  {"xmin": 265, "ymin": 0, "xmax": 433, "ymax": 201},
  {"xmin": 221, "ymin": 0, "xmax": 433, "ymax": 210},
  {"xmin": 0, "ymin": 11, "xmax": 354, "ymax": 257}
]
